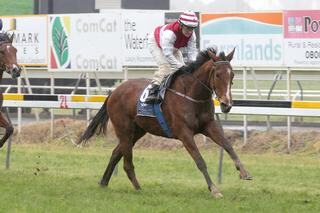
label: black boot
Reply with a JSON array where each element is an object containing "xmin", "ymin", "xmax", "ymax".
[{"xmin": 144, "ymin": 84, "xmax": 160, "ymax": 104}]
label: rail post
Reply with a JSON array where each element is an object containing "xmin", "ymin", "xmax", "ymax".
[
  {"xmin": 50, "ymin": 72, "xmax": 54, "ymax": 141},
  {"xmin": 287, "ymin": 68, "xmax": 292, "ymax": 152},
  {"xmin": 215, "ymin": 114, "xmax": 225, "ymax": 184},
  {"xmin": 86, "ymin": 72, "xmax": 90, "ymax": 125},
  {"xmin": 243, "ymin": 67, "xmax": 248, "ymax": 145},
  {"xmin": 5, "ymin": 108, "xmax": 13, "ymax": 169}
]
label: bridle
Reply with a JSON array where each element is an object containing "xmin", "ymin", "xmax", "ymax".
[
  {"xmin": 209, "ymin": 60, "xmax": 232, "ymax": 101},
  {"xmin": 0, "ymin": 42, "xmax": 15, "ymax": 72},
  {"xmin": 168, "ymin": 60, "xmax": 231, "ymax": 103}
]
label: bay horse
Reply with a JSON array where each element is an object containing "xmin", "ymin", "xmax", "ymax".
[
  {"xmin": 0, "ymin": 32, "xmax": 21, "ymax": 148},
  {"xmin": 77, "ymin": 47, "xmax": 252, "ymax": 198}
]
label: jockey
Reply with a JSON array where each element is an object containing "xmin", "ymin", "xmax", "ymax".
[
  {"xmin": 0, "ymin": 18, "xmax": 2, "ymax": 31},
  {"xmin": 145, "ymin": 11, "xmax": 199, "ymax": 103}
]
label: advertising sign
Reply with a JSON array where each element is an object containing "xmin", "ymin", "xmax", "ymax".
[
  {"xmin": 122, "ymin": 11, "xmax": 164, "ymax": 66},
  {"xmin": 49, "ymin": 13, "xmax": 122, "ymax": 71},
  {"xmin": 1, "ymin": 15, "xmax": 48, "ymax": 66},
  {"xmin": 201, "ymin": 13, "xmax": 283, "ymax": 66},
  {"xmin": 284, "ymin": 10, "xmax": 320, "ymax": 67}
]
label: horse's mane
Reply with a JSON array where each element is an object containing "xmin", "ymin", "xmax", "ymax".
[
  {"xmin": 179, "ymin": 47, "xmax": 217, "ymax": 74},
  {"xmin": 164, "ymin": 47, "xmax": 218, "ymax": 86},
  {"xmin": 0, "ymin": 32, "xmax": 12, "ymax": 43}
]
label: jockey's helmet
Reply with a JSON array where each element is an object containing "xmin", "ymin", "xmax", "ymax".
[{"xmin": 178, "ymin": 11, "xmax": 199, "ymax": 29}]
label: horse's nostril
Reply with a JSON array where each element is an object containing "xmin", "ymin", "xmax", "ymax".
[
  {"xmin": 220, "ymin": 102, "xmax": 232, "ymax": 113},
  {"xmin": 11, "ymin": 66, "xmax": 21, "ymax": 78},
  {"xmin": 15, "ymin": 66, "xmax": 21, "ymax": 72}
]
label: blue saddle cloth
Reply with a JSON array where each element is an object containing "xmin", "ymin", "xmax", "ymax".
[
  {"xmin": 137, "ymin": 86, "xmax": 173, "ymax": 138},
  {"xmin": 137, "ymin": 100, "xmax": 156, "ymax": 117}
]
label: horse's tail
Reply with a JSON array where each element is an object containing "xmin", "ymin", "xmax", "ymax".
[{"xmin": 76, "ymin": 97, "xmax": 109, "ymax": 146}]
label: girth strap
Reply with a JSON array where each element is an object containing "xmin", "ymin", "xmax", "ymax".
[{"xmin": 153, "ymin": 103, "xmax": 173, "ymax": 138}]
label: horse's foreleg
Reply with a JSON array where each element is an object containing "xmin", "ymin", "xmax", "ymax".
[
  {"xmin": 203, "ymin": 120, "xmax": 252, "ymax": 180},
  {"xmin": 179, "ymin": 131, "xmax": 223, "ymax": 198},
  {"xmin": 0, "ymin": 111, "xmax": 13, "ymax": 148}
]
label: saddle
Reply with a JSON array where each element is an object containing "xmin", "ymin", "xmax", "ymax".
[
  {"xmin": 158, "ymin": 69, "xmax": 183, "ymax": 101},
  {"xmin": 136, "ymin": 70, "xmax": 183, "ymax": 138}
]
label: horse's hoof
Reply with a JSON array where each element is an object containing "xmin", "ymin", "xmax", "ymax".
[
  {"xmin": 134, "ymin": 185, "xmax": 142, "ymax": 190},
  {"xmin": 209, "ymin": 186, "xmax": 223, "ymax": 198},
  {"xmin": 240, "ymin": 173, "xmax": 253, "ymax": 180},
  {"xmin": 99, "ymin": 181, "xmax": 107, "ymax": 187},
  {"xmin": 212, "ymin": 191, "xmax": 223, "ymax": 198}
]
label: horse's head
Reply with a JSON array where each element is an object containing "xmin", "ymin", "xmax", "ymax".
[
  {"xmin": 208, "ymin": 48, "xmax": 235, "ymax": 113},
  {"xmin": 0, "ymin": 33, "xmax": 21, "ymax": 79}
]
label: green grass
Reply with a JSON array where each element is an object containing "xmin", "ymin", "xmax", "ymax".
[
  {"xmin": 0, "ymin": 141, "xmax": 319, "ymax": 212},
  {"xmin": 0, "ymin": 0, "xmax": 33, "ymax": 16}
]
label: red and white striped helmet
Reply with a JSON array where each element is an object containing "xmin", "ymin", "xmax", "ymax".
[{"xmin": 178, "ymin": 11, "xmax": 199, "ymax": 28}]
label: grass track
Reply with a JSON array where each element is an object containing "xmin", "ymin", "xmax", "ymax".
[{"xmin": 0, "ymin": 142, "xmax": 319, "ymax": 212}]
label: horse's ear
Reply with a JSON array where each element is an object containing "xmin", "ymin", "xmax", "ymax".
[
  {"xmin": 226, "ymin": 48, "xmax": 235, "ymax": 61},
  {"xmin": 208, "ymin": 50, "xmax": 219, "ymax": 62}
]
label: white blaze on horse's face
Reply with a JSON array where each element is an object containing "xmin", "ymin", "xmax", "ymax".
[
  {"xmin": 225, "ymin": 67, "xmax": 232, "ymax": 101},
  {"xmin": 207, "ymin": 48, "xmax": 236, "ymax": 113},
  {"xmin": 0, "ymin": 43, "xmax": 20, "ymax": 77},
  {"xmin": 214, "ymin": 65, "xmax": 233, "ymax": 107},
  {"xmin": 208, "ymin": 48, "xmax": 236, "ymax": 113}
]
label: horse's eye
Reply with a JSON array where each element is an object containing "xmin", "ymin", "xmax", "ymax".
[{"xmin": 216, "ymin": 74, "xmax": 220, "ymax": 79}]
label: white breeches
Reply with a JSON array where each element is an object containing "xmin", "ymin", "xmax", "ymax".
[{"xmin": 148, "ymin": 34, "xmax": 184, "ymax": 85}]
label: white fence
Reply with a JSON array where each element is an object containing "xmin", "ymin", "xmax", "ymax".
[{"xmin": 2, "ymin": 66, "xmax": 320, "ymax": 100}]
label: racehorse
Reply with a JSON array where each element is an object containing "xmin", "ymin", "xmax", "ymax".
[
  {"xmin": 0, "ymin": 32, "xmax": 21, "ymax": 148},
  {"xmin": 77, "ymin": 47, "xmax": 252, "ymax": 198}
]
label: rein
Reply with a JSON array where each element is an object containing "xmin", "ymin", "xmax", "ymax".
[
  {"xmin": 167, "ymin": 88, "xmax": 210, "ymax": 103},
  {"xmin": 168, "ymin": 60, "xmax": 230, "ymax": 103}
]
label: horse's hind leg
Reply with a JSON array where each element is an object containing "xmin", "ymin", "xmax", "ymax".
[
  {"xmin": 204, "ymin": 120, "xmax": 252, "ymax": 180},
  {"xmin": 121, "ymin": 137, "xmax": 141, "ymax": 190},
  {"xmin": 120, "ymin": 124, "xmax": 146, "ymax": 190},
  {"xmin": 0, "ymin": 111, "xmax": 14, "ymax": 148},
  {"xmin": 99, "ymin": 144, "xmax": 123, "ymax": 186},
  {"xmin": 100, "ymin": 123, "xmax": 146, "ymax": 189}
]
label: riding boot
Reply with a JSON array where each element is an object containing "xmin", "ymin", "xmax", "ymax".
[{"xmin": 145, "ymin": 83, "xmax": 160, "ymax": 104}]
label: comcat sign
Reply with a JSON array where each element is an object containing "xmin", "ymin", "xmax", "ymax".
[
  {"xmin": 201, "ymin": 13, "xmax": 283, "ymax": 66},
  {"xmin": 49, "ymin": 13, "xmax": 122, "ymax": 71}
]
